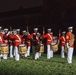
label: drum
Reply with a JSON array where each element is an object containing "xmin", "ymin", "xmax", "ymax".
[
  {"xmin": 39, "ymin": 44, "xmax": 44, "ymax": 53},
  {"xmin": 1, "ymin": 44, "xmax": 8, "ymax": 54},
  {"xmin": 51, "ymin": 43, "xmax": 58, "ymax": 52},
  {"xmin": 19, "ymin": 44, "xmax": 27, "ymax": 54}
]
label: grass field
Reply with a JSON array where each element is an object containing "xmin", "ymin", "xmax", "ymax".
[{"xmin": 0, "ymin": 54, "xmax": 76, "ymax": 75}]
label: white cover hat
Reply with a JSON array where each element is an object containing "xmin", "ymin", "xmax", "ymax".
[
  {"xmin": 47, "ymin": 28, "xmax": 51, "ymax": 31},
  {"xmin": 34, "ymin": 28, "xmax": 38, "ymax": 31},
  {"xmin": 62, "ymin": 31, "xmax": 66, "ymax": 34},
  {"xmin": 4, "ymin": 28, "xmax": 8, "ymax": 31},
  {"xmin": 16, "ymin": 29, "xmax": 20, "ymax": 31},
  {"xmin": 22, "ymin": 30, "xmax": 26, "ymax": 32},
  {"xmin": 68, "ymin": 27, "xmax": 73, "ymax": 30},
  {"xmin": 0, "ymin": 26, "xmax": 2, "ymax": 29}
]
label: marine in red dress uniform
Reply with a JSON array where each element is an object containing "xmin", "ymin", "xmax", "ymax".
[
  {"xmin": 42, "ymin": 28, "xmax": 53, "ymax": 59},
  {"xmin": 59, "ymin": 31, "xmax": 66, "ymax": 58},
  {"xmin": 10, "ymin": 30, "xmax": 21, "ymax": 61},
  {"xmin": 66, "ymin": 27, "xmax": 74, "ymax": 63}
]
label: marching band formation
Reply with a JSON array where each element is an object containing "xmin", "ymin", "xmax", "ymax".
[{"xmin": 0, "ymin": 26, "xmax": 75, "ymax": 64}]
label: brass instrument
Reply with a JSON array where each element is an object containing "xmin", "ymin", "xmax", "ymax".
[
  {"xmin": 64, "ymin": 45, "xmax": 68, "ymax": 53},
  {"xmin": 69, "ymin": 34, "xmax": 75, "ymax": 46},
  {"xmin": 64, "ymin": 34, "xmax": 75, "ymax": 53}
]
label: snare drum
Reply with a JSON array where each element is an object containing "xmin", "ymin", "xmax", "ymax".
[
  {"xmin": 19, "ymin": 44, "xmax": 27, "ymax": 54},
  {"xmin": 1, "ymin": 44, "xmax": 8, "ymax": 54},
  {"xmin": 39, "ymin": 44, "xmax": 44, "ymax": 53},
  {"xmin": 51, "ymin": 43, "xmax": 58, "ymax": 52}
]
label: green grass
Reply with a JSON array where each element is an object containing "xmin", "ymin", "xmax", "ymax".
[{"xmin": 0, "ymin": 54, "xmax": 76, "ymax": 75}]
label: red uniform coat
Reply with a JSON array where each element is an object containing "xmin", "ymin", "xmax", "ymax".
[
  {"xmin": 9, "ymin": 34, "xmax": 13, "ymax": 46},
  {"xmin": 27, "ymin": 34, "xmax": 31, "ymax": 46},
  {"xmin": 59, "ymin": 35, "xmax": 66, "ymax": 46},
  {"xmin": 21, "ymin": 34, "xmax": 27, "ymax": 44},
  {"xmin": 3, "ymin": 33, "xmax": 9, "ymax": 44},
  {"xmin": 66, "ymin": 32, "xmax": 74, "ymax": 47},
  {"xmin": 0, "ymin": 33, "xmax": 4, "ymax": 44},
  {"xmin": 30, "ymin": 33, "xmax": 40, "ymax": 46},
  {"xmin": 21, "ymin": 34, "xmax": 31, "ymax": 46},
  {"xmin": 31, "ymin": 33, "xmax": 40, "ymax": 42},
  {"xmin": 42, "ymin": 33, "xmax": 53, "ymax": 45},
  {"xmin": 10, "ymin": 34, "xmax": 21, "ymax": 46}
]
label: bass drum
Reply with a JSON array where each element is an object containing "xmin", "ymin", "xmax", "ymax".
[
  {"xmin": 51, "ymin": 43, "xmax": 58, "ymax": 52},
  {"xmin": 1, "ymin": 44, "xmax": 9, "ymax": 54},
  {"xmin": 19, "ymin": 44, "xmax": 27, "ymax": 54},
  {"xmin": 39, "ymin": 44, "xmax": 44, "ymax": 53}
]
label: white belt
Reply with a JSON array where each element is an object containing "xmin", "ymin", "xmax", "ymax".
[
  {"xmin": 27, "ymin": 42, "xmax": 30, "ymax": 43},
  {"xmin": 47, "ymin": 40, "xmax": 51, "ymax": 41},
  {"xmin": 9, "ymin": 40, "xmax": 12, "ymax": 42},
  {"xmin": 15, "ymin": 40, "xmax": 20, "ymax": 42},
  {"xmin": 62, "ymin": 42, "xmax": 65, "ymax": 43},
  {"xmin": 9, "ymin": 41, "xmax": 12, "ymax": 42},
  {"xmin": 5, "ymin": 40, "xmax": 8, "ymax": 42}
]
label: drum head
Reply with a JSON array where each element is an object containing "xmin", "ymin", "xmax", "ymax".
[
  {"xmin": 19, "ymin": 44, "xmax": 25, "ymax": 46},
  {"xmin": 1, "ymin": 44, "xmax": 7, "ymax": 46},
  {"xmin": 40, "ymin": 43, "xmax": 43, "ymax": 46},
  {"xmin": 51, "ymin": 42, "xmax": 56, "ymax": 45}
]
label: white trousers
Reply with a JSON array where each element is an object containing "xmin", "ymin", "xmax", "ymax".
[
  {"xmin": 0, "ymin": 54, "xmax": 3, "ymax": 57},
  {"xmin": 14, "ymin": 46, "xmax": 19, "ymax": 61},
  {"xmin": 47, "ymin": 45, "xmax": 53, "ymax": 59},
  {"xmin": 38, "ymin": 52, "xmax": 41, "ymax": 57},
  {"xmin": 3, "ymin": 54, "xmax": 8, "ymax": 59},
  {"xmin": 61, "ymin": 46, "xmax": 65, "ymax": 58},
  {"xmin": 50, "ymin": 49, "xmax": 53, "ymax": 58},
  {"xmin": 35, "ymin": 52, "xmax": 39, "ymax": 60},
  {"xmin": 10, "ymin": 46, "xmax": 13, "ymax": 58},
  {"xmin": 27, "ymin": 46, "xmax": 31, "ymax": 56},
  {"xmin": 67, "ymin": 47, "xmax": 74, "ymax": 63},
  {"xmin": 25, "ymin": 53, "xmax": 27, "ymax": 57},
  {"xmin": 25, "ymin": 46, "xmax": 31, "ymax": 57}
]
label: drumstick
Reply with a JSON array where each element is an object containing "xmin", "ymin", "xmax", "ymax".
[
  {"xmin": 26, "ymin": 26, "xmax": 29, "ymax": 34},
  {"xmin": 10, "ymin": 26, "xmax": 13, "ymax": 34},
  {"xmin": 43, "ymin": 26, "xmax": 45, "ymax": 34},
  {"xmin": 10, "ymin": 26, "xmax": 12, "ymax": 31},
  {"xmin": 26, "ymin": 26, "xmax": 29, "ymax": 32},
  {"xmin": 59, "ymin": 29, "xmax": 61, "ymax": 36}
]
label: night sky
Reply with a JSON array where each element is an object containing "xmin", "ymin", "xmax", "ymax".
[{"xmin": 0, "ymin": 0, "xmax": 43, "ymax": 12}]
